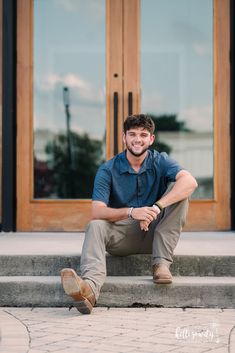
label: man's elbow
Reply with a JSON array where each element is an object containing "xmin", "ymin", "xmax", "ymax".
[
  {"xmin": 180, "ymin": 171, "xmax": 198, "ymax": 195},
  {"xmin": 190, "ymin": 176, "xmax": 198, "ymax": 193},
  {"xmin": 178, "ymin": 170, "xmax": 198, "ymax": 194},
  {"xmin": 91, "ymin": 201, "xmax": 106, "ymax": 220}
]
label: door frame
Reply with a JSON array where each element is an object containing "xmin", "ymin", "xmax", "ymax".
[
  {"xmin": 16, "ymin": 0, "xmax": 231, "ymax": 231},
  {"xmin": 185, "ymin": 0, "xmax": 231, "ymax": 230}
]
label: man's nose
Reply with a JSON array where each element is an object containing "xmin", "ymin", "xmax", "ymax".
[{"xmin": 134, "ymin": 135, "xmax": 141, "ymax": 142}]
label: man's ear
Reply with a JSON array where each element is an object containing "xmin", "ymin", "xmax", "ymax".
[
  {"xmin": 123, "ymin": 132, "xmax": 126, "ymax": 145},
  {"xmin": 150, "ymin": 134, "xmax": 155, "ymax": 146}
]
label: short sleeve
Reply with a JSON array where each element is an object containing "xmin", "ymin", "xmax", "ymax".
[
  {"xmin": 160, "ymin": 152, "xmax": 183, "ymax": 182},
  {"xmin": 92, "ymin": 166, "xmax": 111, "ymax": 205}
]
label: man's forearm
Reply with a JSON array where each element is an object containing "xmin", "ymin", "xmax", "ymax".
[
  {"xmin": 92, "ymin": 201, "xmax": 129, "ymax": 222},
  {"xmin": 92, "ymin": 201, "xmax": 158, "ymax": 223},
  {"xmin": 157, "ymin": 171, "xmax": 197, "ymax": 209}
]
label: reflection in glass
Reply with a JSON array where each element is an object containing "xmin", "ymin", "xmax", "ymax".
[
  {"xmin": 141, "ymin": 0, "xmax": 213, "ymax": 199},
  {"xmin": 33, "ymin": 0, "xmax": 106, "ymax": 198}
]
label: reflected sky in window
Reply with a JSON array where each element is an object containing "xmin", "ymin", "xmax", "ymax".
[
  {"xmin": 34, "ymin": 0, "xmax": 106, "ymax": 140},
  {"xmin": 141, "ymin": 0, "xmax": 213, "ymax": 133}
]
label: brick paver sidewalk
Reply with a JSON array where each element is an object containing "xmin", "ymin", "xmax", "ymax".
[{"xmin": 0, "ymin": 307, "xmax": 234, "ymax": 353}]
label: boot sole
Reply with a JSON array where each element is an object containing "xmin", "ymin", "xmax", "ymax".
[
  {"xmin": 153, "ymin": 278, "xmax": 172, "ymax": 284},
  {"xmin": 73, "ymin": 299, "xmax": 93, "ymax": 315},
  {"xmin": 60, "ymin": 269, "xmax": 93, "ymax": 314}
]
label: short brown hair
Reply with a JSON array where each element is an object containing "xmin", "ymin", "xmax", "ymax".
[{"xmin": 123, "ymin": 114, "xmax": 155, "ymax": 134}]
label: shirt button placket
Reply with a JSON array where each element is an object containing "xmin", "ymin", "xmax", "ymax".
[{"xmin": 137, "ymin": 175, "xmax": 142, "ymax": 206}]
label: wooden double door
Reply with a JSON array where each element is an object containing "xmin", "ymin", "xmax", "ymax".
[{"xmin": 17, "ymin": 0, "xmax": 230, "ymax": 231}]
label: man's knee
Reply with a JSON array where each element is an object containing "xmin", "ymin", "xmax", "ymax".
[
  {"xmin": 87, "ymin": 219, "xmax": 109, "ymax": 229},
  {"xmin": 167, "ymin": 198, "xmax": 189, "ymax": 227},
  {"xmin": 176, "ymin": 197, "xmax": 189, "ymax": 213},
  {"xmin": 85, "ymin": 219, "xmax": 110, "ymax": 241},
  {"xmin": 155, "ymin": 198, "xmax": 189, "ymax": 230}
]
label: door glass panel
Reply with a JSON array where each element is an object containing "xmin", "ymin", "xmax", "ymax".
[
  {"xmin": 141, "ymin": 0, "xmax": 213, "ymax": 199},
  {"xmin": 33, "ymin": 0, "xmax": 106, "ymax": 199}
]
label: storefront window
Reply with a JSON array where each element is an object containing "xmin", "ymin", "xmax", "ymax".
[
  {"xmin": 33, "ymin": 0, "xmax": 106, "ymax": 199},
  {"xmin": 141, "ymin": 0, "xmax": 213, "ymax": 199}
]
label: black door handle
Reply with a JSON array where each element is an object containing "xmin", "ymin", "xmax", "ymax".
[
  {"xmin": 113, "ymin": 92, "xmax": 118, "ymax": 155},
  {"xmin": 128, "ymin": 91, "xmax": 133, "ymax": 116}
]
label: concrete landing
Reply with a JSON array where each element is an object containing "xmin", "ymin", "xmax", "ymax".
[{"xmin": 0, "ymin": 231, "xmax": 235, "ymax": 255}]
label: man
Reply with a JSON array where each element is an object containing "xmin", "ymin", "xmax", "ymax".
[{"xmin": 61, "ymin": 114, "xmax": 197, "ymax": 314}]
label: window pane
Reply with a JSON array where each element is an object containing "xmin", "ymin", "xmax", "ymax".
[
  {"xmin": 33, "ymin": 0, "xmax": 106, "ymax": 199},
  {"xmin": 141, "ymin": 0, "xmax": 213, "ymax": 199}
]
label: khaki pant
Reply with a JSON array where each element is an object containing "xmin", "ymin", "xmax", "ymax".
[{"xmin": 80, "ymin": 187, "xmax": 188, "ymax": 300}]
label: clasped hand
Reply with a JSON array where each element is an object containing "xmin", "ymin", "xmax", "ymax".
[{"xmin": 131, "ymin": 206, "xmax": 160, "ymax": 232}]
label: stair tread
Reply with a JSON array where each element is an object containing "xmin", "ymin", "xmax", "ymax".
[
  {"xmin": 1, "ymin": 275, "xmax": 235, "ymax": 284},
  {"xmin": 0, "ymin": 253, "xmax": 234, "ymax": 257},
  {"xmin": 0, "ymin": 275, "xmax": 234, "ymax": 308}
]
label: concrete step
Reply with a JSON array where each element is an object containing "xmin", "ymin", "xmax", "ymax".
[
  {"xmin": 0, "ymin": 253, "xmax": 235, "ymax": 277},
  {"xmin": 0, "ymin": 276, "xmax": 234, "ymax": 308},
  {"xmin": 0, "ymin": 232, "xmax": 234, "ymax": 308},
  {"xmin": 1, "ymin": 231, "xmax": 235, "ymax": 277}
]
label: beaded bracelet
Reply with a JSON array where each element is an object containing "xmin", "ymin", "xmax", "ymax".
[{"xmin": 128, "ymin": 207, "xmax": 134, "ymax": 219}]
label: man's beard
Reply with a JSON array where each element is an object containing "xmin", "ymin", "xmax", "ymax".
[{"xmin": 126, "ymin": 142, "xmax": 149, "ymax": 157}]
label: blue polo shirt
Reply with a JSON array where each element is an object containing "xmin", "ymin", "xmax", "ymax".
[{"xmin": 92, "ymin": 149, "xmax": 183, "ymax": 208}]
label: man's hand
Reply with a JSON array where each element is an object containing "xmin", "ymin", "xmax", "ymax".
[
  {"xmin": 140, "ymin": 220, "xmax": 151, "ymax": 231},
  {"xmin": 131, "ymin": 206, "xmax": 159, "ymax": 227},
  {"xmin": 138, "ymin": 205, "xmax": 161, "ymax": 231}
]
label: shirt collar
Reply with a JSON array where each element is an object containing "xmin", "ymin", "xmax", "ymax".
[{"xmin": 119, "ymin": 150, "xmax": 152, "ymax": 174}]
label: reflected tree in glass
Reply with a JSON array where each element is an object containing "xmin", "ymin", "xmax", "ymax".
[
  {"xmin": 34, "ymin": 131, "xmax": 105, "ymax": 199},
  {"xmin": 148, "ymin": 113, "xmax": 191, "ymax": 154}
]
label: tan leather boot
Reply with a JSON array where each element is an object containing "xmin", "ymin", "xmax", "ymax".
[
  {"xmin": 60, "ymin": 268, "xmax": 96, "ymax": 314},
  {"xmin": 153, "ymin": 264, "xmax": 172, "ymax": 284}
]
